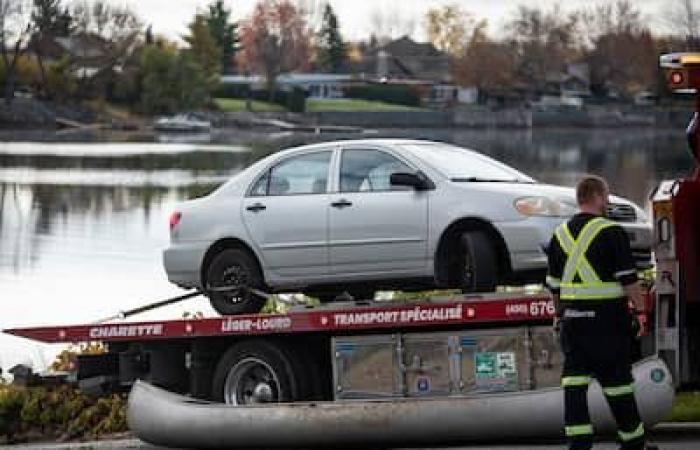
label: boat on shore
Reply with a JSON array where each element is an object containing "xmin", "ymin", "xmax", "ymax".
[
  {"xmin": 128, "ymin": 356, "xmax": 673, "ymax": 448},
  {"xmin": 154, "ymin": 113, "xmax": 211, "ymax": 133}
]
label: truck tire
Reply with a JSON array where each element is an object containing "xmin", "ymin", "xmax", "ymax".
[
  {"xmin": 212, "ymin": 340, "xmax": 307, "ymax": 405},
  {"xmin": 459, "ymin": 230, "xmax": 498, "ymax": 293},
  {"xmin": 206, "ymin": 248, "xmax": 266, "ymax": 315}
]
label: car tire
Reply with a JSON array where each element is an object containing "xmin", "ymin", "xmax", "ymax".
[
  {"xmin": 206, "ymin": 248, "xmax": 266, "ymax": 315},
  {"xmin": 459, "ymin": 230, "xmax": 498, "ymax": 293},
  {"xmin": 211, "ymin": 340, "xmax": 307, "ymax": 405}
]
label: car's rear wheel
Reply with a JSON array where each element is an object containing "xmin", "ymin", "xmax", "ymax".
[
  {"xmin": 459, "ymin": 230, "xmax": 498, "ymax": 293},
  {"xmin": 206, "ymin": 248, "xmax": 266, "ymax": 315}
]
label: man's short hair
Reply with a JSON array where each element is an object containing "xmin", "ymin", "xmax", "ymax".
[{"xmin": 576, "ymin": 175, "xmax": 608, "ymax": 205}]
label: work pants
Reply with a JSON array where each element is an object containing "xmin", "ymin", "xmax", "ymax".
[{"xmin": 559, "ymin": 304, "xmax": 645, "ymax": 450}]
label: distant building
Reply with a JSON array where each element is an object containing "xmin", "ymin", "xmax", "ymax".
[
  {"xmin": 31, "ymin": 33, "xmax": 111, "ymax": 78},
  {"xmin": 220, "ymin": 73, "xmax": 355, "ymax": 99},
  {"xmin": 542, "ymin": 63, "xmax": 591, "ymax": 106}
]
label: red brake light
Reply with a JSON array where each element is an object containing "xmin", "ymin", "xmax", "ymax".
[
  {"xmin": 671, "ymin": 70, "xmax": 684, "ymax": 85},
  {"xmin": 169, "ymin": 211, "xmax": 182, "ymax": 230}
]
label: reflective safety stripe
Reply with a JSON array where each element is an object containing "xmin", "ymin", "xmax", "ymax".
[
  {"xmin": 603, "ymin": 384, "xmax": 635, "ymax": 397},
  {"xmin": 565, "ymin": 424, "xmax": 594, "ymax": 437},
  {"xmin": 562, "ymin": 375, "xmax": 591, "ymax": 387},
  {"xmin": 554, "ymin": 217, "xmax": 624, "ymax": 302},
  {"xmin": 618, "ymin": 422, "xmax": 644, "ymax": 442},
  {"xmin": 546, "ymin": 275, "xmax": 561, "ymax": 288},
  {"xmin": 561, "ymin": 218, "xmax": 609, "ymax": 283},
  {"xmin": 560, "ymin": 283, "xmax": 625, "ymax": 300}
]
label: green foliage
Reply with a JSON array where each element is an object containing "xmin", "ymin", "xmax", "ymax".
[
  {"xmin": 184, "ymin": 14, "xmax": 222, "ymax": 84},
  {"xmin": 306, "ymin": 98, "xmax": 423, "ymax": 112},
  {"xmin": 668, "ymin": 391, "xmax": 700, "ymax": 422},
  {"xmin": 0, "ymin": 383, "xmax": 126, "ymax": 444},
  {"xmin": 31, "ymin": 0, "xmax": 73, "ymax": 36},
  {"xmin": 204, "ymin": 0, "xmax": 239, "ymax": 74},
  {"xmin": 140, "ymin": 46, "xmax": 209, "ymax": 114},
  {"xmin": 345, "ymin": 84, "xmax": 422, "ymax": 107},
  {"xmin": 212, "ymin": 83, "xmax": 306, "ymax": 112},
  {"xmin": 316, "ymin": 3, "xmax": 345, "ymax": 73},
  {"xmin": 45, "ymin": 56, "xmax": 77, "ymax": 101}
]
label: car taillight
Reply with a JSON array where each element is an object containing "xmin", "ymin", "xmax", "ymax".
[{"xmin": 169, "ymin": 211, "xmax": 182, "ymax": 230}]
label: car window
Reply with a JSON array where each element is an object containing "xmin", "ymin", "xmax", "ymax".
[
  {"xmin": 262, "ymin": 151, "xmax": 332, "ymax": 196},
  {"xmin": 340, "ymin": 149, "xmax": 413, "ymax": 192},
  {"xmin": 249, "ymin": 171, "xmax": 269, "ymax": 197}
]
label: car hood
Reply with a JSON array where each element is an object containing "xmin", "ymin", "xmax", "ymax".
[{"xmin": 450, "ymin": 180, "xmax": 638, "ymax": 209}]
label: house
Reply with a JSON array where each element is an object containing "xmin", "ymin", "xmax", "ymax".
[
  {"xmin": 220, "ymin": 73, "xmax": 356, "ymax": 99},
  {"xmin": 349, "ymin": 36, "xmax": 457, "ymax": 107},
  {"xmin": 31, "ymin": 33, "xmax": 111, "ymax": 78},
  {"xmin": 542, "ymin": 63, "xmax": 591, "ymax": 106}
]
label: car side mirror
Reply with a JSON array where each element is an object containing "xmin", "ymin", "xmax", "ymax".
[{"xmin": 390, "ymin": 172, "xmax": 433, "ymax": 190}]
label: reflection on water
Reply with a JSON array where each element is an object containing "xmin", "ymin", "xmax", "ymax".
[{"xmin": 0, "ymin": 130, "xmax": 693, "ymax": 372}]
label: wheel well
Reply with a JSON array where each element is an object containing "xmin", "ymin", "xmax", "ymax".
[
  {"xmin": 434, "ymin": 218, "xmax": 511, "ymax": 287},
  {"xmin": 200, "ymin": 238, "xmax": 264, "ymax": 289}
]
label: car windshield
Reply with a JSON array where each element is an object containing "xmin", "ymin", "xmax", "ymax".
[{"xmin": 400, "ymin": 143, "xmax": 535, "ymax": 183}]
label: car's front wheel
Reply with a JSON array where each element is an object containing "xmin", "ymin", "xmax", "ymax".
[
  {"xmin": 206, "ymin": 248, "xmax": 266, "ymax": 315},
  {"xmin": 459, "ymin": 230, "xmax": 498, "ymax": 293}
]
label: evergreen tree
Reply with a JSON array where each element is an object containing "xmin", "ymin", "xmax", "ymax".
[
  {"xmin": 184, "ymin": 14, "xmax": 222, "ymax": 83},
  {"xmin": 32, "ymin": 0, "xmax": 73, "ymax": 37},
  {"xmin": 204, "ymin": 0, "xmax": 240, "ymax": 74},
  {"xmin": 316, "ymin": 3, "xmax": 345, "ymax": 72},
  {"xmin": 145, "ymin": 25, "xmax": 154, "ymax": 46}
]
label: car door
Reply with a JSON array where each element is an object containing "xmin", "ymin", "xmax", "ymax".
[
  {"xmin": 241, "ymin": 150, "xmax": 332, "ymax": 283},
  {"xmin": 328, "ymin": 147, "xmax": 430, "ymax": 278}
]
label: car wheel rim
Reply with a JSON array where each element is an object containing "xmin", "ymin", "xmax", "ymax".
[
  {"xmin": 223, "ymin": 358, "xmax": 281, "ymax": 405},
  {"xmin": 216, "ymin": 265, "xmax": 249, "ymax": 304}
]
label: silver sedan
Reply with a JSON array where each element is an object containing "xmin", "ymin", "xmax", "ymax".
[{"xmin": 164, "ymin": 139, "xmax": 652, "ymax": 315}]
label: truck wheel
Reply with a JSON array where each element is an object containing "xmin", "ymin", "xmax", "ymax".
[
  {"xmin": 212, "ymin": 340, "xmax": 304, "ymax": 405},
  {"xmin": 459, "ymin": 230, "xmax": 498, "ymax": 292},
  {"xmin": 206, "ymin": 248, "xmax": 266, "ymax": 315}
]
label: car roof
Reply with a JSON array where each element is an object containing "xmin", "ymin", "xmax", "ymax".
[{"xmin": 277, "ymin": 138, "xmax": 460, "ymax": 155}]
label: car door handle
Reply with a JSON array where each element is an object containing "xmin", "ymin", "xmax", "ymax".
[
  {"xmin": 330, "ymin": 199, "xmax": 353, "ymax": 208},
  {"xmin": 246, "ymin": 203, "xmax": 266, "ymax": 212}
]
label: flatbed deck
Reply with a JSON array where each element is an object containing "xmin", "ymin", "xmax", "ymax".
[{"xmin": 5, "ymin": 291, "xmax": 554, "ymax": 344}]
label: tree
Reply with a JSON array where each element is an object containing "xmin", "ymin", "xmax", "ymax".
[
  {"xmin": 184, "ymin": 14, "xmax": 222, "ymax": 82},
  {"xmin": 30, "ymin": 0, "xmax": 72, "ymax": 98},
  {"xmin": 577, "ymin": 1, "xmax": 657, "ymax": 97},
  {"xmin": 140, "ymin": 46, "xmax": 209, "ymax": 114},
  {"xmin": 664, "ymin": 0, "xmax": 700, "ymax": 49},
  {"xmin": 316, "ymin": 3, "xmax": 344, "ymax": 72},
  {"xmin": 425, "ymin": 4, "xmax": 483, "ymax": 55},
  {"xmin": 506, "ymin": 4, "xmax": 580, "ymax": 92},
  {"xmin": 0, "ymin": 0, "xmax": 35, "ymax": 105},
  {"xmin": 238, "ymin": 0, "xmax": 311, "ymax": 98},
  {"xmin": 204, "ymin": 0, "xmax": 239, "ymax": 74},
  {"xmin": 453, "ymin": 23, "xmax": 518, "ymax": 92}
]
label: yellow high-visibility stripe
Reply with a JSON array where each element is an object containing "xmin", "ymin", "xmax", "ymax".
[
  {"xmin": 565, "ymin": 424, "xmax": 594, "ymax": 437},
  {"xmin": 618, "ymin": 422, "xmax": 644, "ymax": 441},
  {"xmin": 603, "ymin": 384, "xmax": 635, "ymax": 397},
  {"xmin": 554, "ymin": 217, "xmax": 623, "ymax": 302},
  {"xmin": 561, "ymin": 375, "xmax": 591, "ymax": 387}
]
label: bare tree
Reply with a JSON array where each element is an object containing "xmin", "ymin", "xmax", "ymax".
[
  {"xmin": 238, "ymin": 0, "xmax": 311, "ymax": 98},
  {"xmin": 663, "ymin": 0, "xmax": 700, "ymax": 48},
  {"xmin": 368, "ymin": 5, "xmax": 415, "ymax": 42},
  {"xmin": 425, "ymin": 4, "xmax": 485, "ymax": 55},
  {"xmin": 0, "ymin": 0, "xmax": 34, "ymax": 105}
]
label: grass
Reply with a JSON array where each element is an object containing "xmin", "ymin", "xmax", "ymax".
[
  {"xmin": 214, "ymin": 97, "xmax": 285, "ymax": 112},
  {"xmin": 306, "ymin": 98, "xmax": 424, "ymax": 112},
  {"xmin": 668, "ymin": 391, "xmax": 700, "ymax": 422}
]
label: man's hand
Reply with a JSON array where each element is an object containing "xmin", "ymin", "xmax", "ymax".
[{"xmin": 623, "ymin": 281, "xmax": 645, "ymax": 312}]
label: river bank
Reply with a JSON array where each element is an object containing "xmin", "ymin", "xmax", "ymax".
[{"xmin": 1, "ymin": 98, "xmax": 694, "ymax": 131}]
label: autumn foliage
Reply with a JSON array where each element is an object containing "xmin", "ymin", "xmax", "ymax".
[{"xmin": 237, "ymin": 0, "xmax": 311, "ymax": 95}]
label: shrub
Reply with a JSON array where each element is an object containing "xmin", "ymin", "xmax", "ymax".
[
  {"xmin": 344, "ymin": 83, "xmax": 422, "ymax": 107},
  {"xmin": 212, "ymin": 83, "xmax": 307, "ymax": 112}
]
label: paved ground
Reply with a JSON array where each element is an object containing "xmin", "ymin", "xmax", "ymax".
[{"xmin": 9, "ymin": 436, "xmax": 700, "ymax": 450}]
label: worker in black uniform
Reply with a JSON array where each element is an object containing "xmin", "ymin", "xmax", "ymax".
[{"xmin": 546, "ymin": 175, "xmax": 655, "ymax": 450}]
